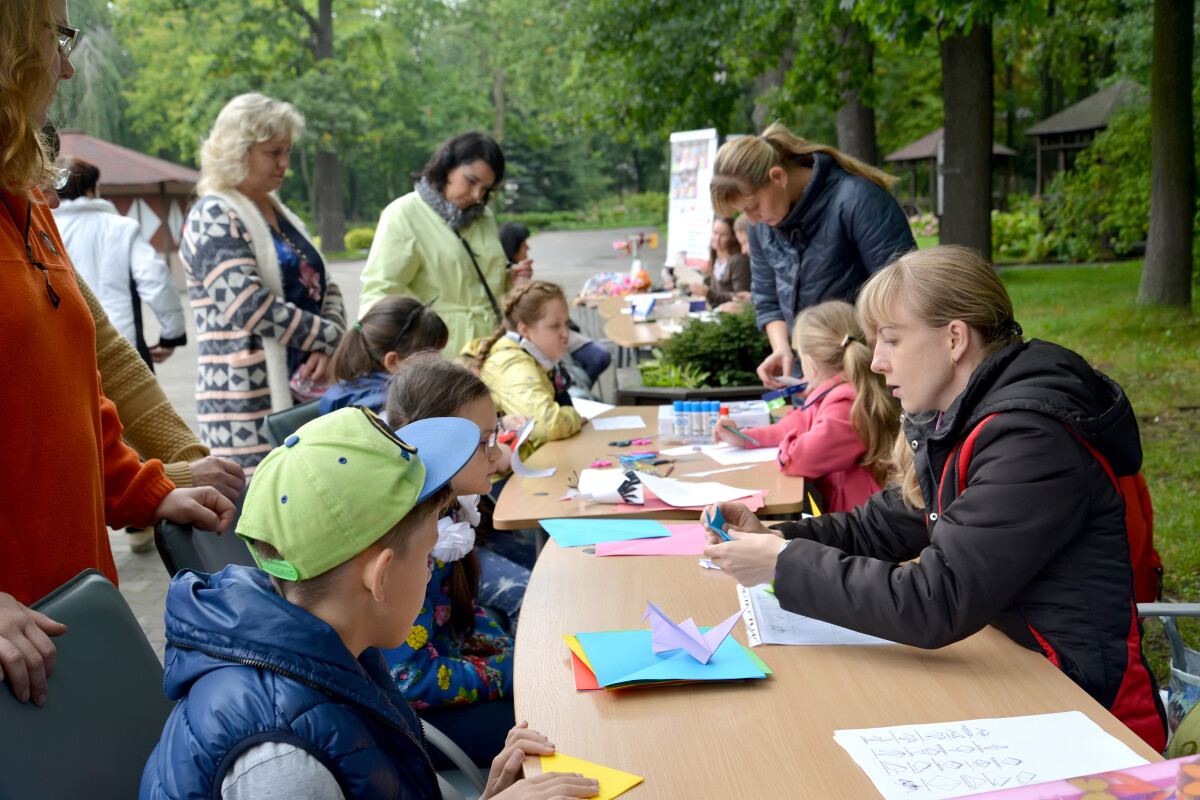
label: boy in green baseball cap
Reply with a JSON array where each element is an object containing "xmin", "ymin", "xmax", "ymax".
[{"xmin": 141, "ymin": 406, "xmax": 598, "ymax": 800}]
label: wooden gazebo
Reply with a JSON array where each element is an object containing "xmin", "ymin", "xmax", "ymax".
[
  {"xmin": 56, "ymin": 132, "xmax": 200, "ymax": 276},
  {"xmin": 884, "ymin": 127, "xmax": 1017, "ymax": 214},
  {"xmin": 1023, "ymin": 80, "xmax": 1145, "ymax": 195}
]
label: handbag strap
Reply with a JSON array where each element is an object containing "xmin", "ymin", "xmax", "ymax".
[{"xmin": 455, "ymin": 232, "xmax": 502, "ymax": 324}]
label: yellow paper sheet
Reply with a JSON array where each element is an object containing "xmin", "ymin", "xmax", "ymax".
[
  {"xmin": 539, "ymin": 753, "xmax": 644, "ymax": 800},
  {"xmin": 561, "ymin": 634, "xmax": 595, "ymax": 671}
]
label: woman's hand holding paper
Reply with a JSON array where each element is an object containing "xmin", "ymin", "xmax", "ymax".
[
  {"xmin": 701, "ymin": 503, "xmax": 772, "ymax": 540},
  {"xmin": 702, "ymin": 529, "xmax": 787, "ymax": 587}
]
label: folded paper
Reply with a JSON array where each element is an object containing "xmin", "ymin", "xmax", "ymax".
[
  {"xmin": 643, "ymin": 601, "xmax": 743, "ymax": 664},
  {"xmin": 574, "ymin": 628, "xmax": 766, "ymax": 688},
  {"xmin": 538, "ymin": 753, "xmax": 643, "ymax": 800},
  {"xmin": 510, "ymin": 418, "xmax": 555, "ymax": 478},
  {"xmin": 577, "ymin": 468, "xmax": 643, "ymax": 504}
]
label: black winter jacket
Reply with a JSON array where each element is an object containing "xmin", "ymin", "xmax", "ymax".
[
  {"xmin": 747, "ymin": 152, "xmax": 914, "ymax": 332},
  {"xmin": 772, "ymin": 339, "xmax": 1166, "ymax": 748}
]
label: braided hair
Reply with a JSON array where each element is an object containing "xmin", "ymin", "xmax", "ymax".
[{"xmin": 473, "ymin": 281, "xmax": 567, "ymax": 369}]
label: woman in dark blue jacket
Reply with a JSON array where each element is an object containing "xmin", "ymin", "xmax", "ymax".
[{"xmin": 710, "ymin": 124, "xmax": 914, "ymax": 387}]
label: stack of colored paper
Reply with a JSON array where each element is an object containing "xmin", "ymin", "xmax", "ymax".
[{"xmin": 561, "ymin": 610, "xmax": 770, "ymax": 691}]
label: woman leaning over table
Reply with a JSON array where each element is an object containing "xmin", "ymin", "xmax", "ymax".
[
  {"xmin": 702, "ymin": 245, "xmax": 1167, "ymax": 751},
  {"xmin": 357, "ymin": 132, "xmax": 531, "ymax": 359},
  {"xmin": 182, "ymin": 93, "xmax": 346, "ymax": 474},
  {"xmin": 0, "ymin": 0, "xmax": 233, "ymax": 708}
]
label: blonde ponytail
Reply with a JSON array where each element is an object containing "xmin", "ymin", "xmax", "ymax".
[
  {"xmin": 792, "ymin": 301, "xmax": 899, "ymax": 486},
  {"xmin": 711, "ymin": 122, "xmax": 899, "ymax": 216}
]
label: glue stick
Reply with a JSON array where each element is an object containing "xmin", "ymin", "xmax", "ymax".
[{"xmin": 673, "ymin": 401, "xmax": 687, "ymax": 437}]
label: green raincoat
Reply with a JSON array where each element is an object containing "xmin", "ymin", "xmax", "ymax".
[{"xmin": 358, "ymin": 191, "xmax": 509, "ymax": 358}]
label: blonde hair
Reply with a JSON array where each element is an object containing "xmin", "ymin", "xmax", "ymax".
[
  {"xmin": 197, "ymin": 93, "xmax": 304, "ymax": 196},
  {"xmin": 792, "ymin": 301, "xmax": 899, "ymax": 485},
  {"xmin": 856, "ymin": 245, "xmax": 1024, "ymax": 508},
  {"xmin": 0, "ymin": 0, "xmax": 60, "ymax": 196},
  {"xmin": 711, "ymin": 123, "xmax": 899, "ymax": 217},
  {"xmin": 474, "ymin": 281, "xmax": 568, "ymax": 368},
  {"xmin": 733, "ymin": 214, "xmax": 749, "ymax": 234}
]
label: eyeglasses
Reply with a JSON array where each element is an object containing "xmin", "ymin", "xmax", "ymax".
[
  {"xmin": 477, "ymin": 422, "xmax": 502, "ymax": 454},
  {"xmin": 55, "ymin": 23, "xmax": 80, "ymax": 58}
]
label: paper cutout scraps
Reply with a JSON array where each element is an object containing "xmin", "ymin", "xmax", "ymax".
[
  {"xmin": 538, "ymin": 754, "xmax": 643, "ymax": 800},
  {"xmin": 594, "ymin": 524, "xmax": 706, "ymax": 556},
  {"xmin": 643, "ymin": 602, "xmax": 744, "ymax": 664},
  {"xmin": 510, "ymin": 418, "xmax": 555, "ymax": 478},
  {"xmin": 577, "ymin": 468, "xmax": 643, "ymax": 504},
  {"xmin": 540, "ymin": 518, "xmax": 669, "ymax": 548}
]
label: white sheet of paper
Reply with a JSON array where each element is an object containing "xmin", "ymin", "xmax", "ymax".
[
  {"xmin": 577, "ymin": 469, "xmax": 642, "ymax": 504},
  {"xmin": 572, "ymin": 397, "xmax": 616, "ymax": 419},
  {"xmin": 737, "ymin": 584, "xmax": 895, "ymax": 647},
  {"xmin": 832, "ymin": 711, "xmax": 1147, "ymax": 800},
  {"xmin": 510, "ymin": 418, "xmax": 555, "ymax": 478},
  {"xmin": 679, "ymin": 465, "xmax": 755, "ymax": 479},
  {"xmin": 637, "ymin": 472, "xmax": 757, "ymax": 507},
  {"xmin": 590, "ymin": 415, "xmax": 646, "ymax": 431},
  {"xmin": 661, "ymin": 442, "xmax": 780, "ymax": 465}
]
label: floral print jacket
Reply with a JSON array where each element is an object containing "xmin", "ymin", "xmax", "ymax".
[{"xmin": 381, "ymin": 557, "xmax": 513, "ymax": 709}]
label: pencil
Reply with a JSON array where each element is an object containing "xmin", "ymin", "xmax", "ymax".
[{"xmin": 726, "ymin": 426, "xmax": 761, "ymax": 447}]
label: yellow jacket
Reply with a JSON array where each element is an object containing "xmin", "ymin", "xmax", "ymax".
[{"xmin": 475, "ymin": 337, "xmax": 582, "ymax": 448}]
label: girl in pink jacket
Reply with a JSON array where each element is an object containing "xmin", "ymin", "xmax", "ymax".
[{"xmin": 714, "ymin": 300, "xmax": 898, "ymax": 512}]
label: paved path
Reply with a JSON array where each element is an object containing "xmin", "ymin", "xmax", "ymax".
[{"xmin": 114, "ymin": 225, "xmax": 661, "ymax": 659}]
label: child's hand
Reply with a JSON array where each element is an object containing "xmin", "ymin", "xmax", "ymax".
[
  {"xmin": 701, "ymin": 502, "xmax": 772, "ymax": 544},
  {"xmin": 482, "ymin": 721, "xmax": 558, "ymax": 799},
  {"xmin": 712, "ymin": 418, "xmax": 747, "ymax": 448},
  {"xmin": 703, "ymin": 528, "xmax": 788, "ymax": 586},
  {"xmin": 490, "ymin": 772, "xmax": 600, "ymax": 800},
  {"xmin": 501, "ymin": 414, "xmax": 527, "ymax": 433},
  {"xmin": 154, "ymin": 487, "xmax": 236, "ymax": 533}
]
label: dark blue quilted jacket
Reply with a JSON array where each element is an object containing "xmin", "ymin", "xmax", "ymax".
[
  {"xmin": 139, "ymin": 566, "xmax": 441, "ymax": 800},
  {"xmin": 747, "ymin": 151, "xmax": 915, "ymax": 331}
]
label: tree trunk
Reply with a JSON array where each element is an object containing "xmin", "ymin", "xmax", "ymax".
[
  {"xmin": 1139, "ymin": 0, "xmax": 1195, "ymax": 307},
  {"xmin": 939, "ymin": 19, "xmax": 994, "ymax": 259},
  {"xmin": 493, "ymin": 65, "xmax": 506, "ymax": 143},
  {"xmin": 835, "ymin": 22, "xmax": 878, "ymax": 166},
  {"xmin": 751, "ymin": 50, "xmax": 791, "ymax": 133},
  {"xmin": 312, "ymin": 0, "xmax": 345, "ymax": 253}
]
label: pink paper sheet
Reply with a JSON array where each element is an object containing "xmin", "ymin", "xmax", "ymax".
[{"xmin": 594, "ymin": 524, "xmax": 707, "ymax": 556}]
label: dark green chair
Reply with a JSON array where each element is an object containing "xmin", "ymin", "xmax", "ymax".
[
  {"xmin": 263, "ymin": 398, "xmax": 322, "ymax": 447},
  {"xmin": 154, "ymin": 491, "xmax": 255, "ymax": 577},
  {"xmin": 0, "ymin": 570, "xmax": 174, "ymax": 799}
]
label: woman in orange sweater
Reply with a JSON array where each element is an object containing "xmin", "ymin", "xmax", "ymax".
[{"xmin": 0, "ymin": 0, "xmax": 233, "ymax": 709}]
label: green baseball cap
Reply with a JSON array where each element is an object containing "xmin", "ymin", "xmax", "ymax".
[{"xmin": 236, "ymin": 406, "xmax": 480, "ymax": 581}]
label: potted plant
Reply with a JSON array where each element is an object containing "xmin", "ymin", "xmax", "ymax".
[{"xmin": 618, "ymin": 309, "xmax": 770, "ymax": 405}]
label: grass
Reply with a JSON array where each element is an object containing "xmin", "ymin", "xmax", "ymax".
[{"xmin": 999, "ymin": 260, "xmax": 1200, "ymax": 686}]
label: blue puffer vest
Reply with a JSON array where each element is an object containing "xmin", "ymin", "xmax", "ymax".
[{"xmin": 139, "ymin": 566, "xmax": 441, "ymax": 800}]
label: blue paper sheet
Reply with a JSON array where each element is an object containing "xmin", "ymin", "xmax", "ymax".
[
  {"xmin": 575, "ymin": 628, "xmax": 767, "ymax": 687},
  {"xmin": 540, "ymin": 518, "xmax": 670, "ymax": 548}
]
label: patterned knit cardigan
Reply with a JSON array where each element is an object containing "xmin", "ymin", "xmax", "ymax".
[{"xmin": 180, "ymin": 191, "xmax": 345, "ymax": 473}]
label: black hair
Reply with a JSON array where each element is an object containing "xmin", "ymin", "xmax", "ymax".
[
  {"xmin": 414, "ymin": 132, "xmax": 506, "ymax": 204},
  {"xmin": 497, "ymin": 222, "xmax": 530, "ymax": 264}
]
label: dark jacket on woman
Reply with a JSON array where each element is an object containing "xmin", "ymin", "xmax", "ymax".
[
  {"xmin": 748, "ymin": 152, "xmax": 914, "ymax": 332},
  {"xmin": 706, "ymin": 253, "xmax": 752, "ymax": 306},
  {"xmin": 769, "ymin": 339, "xmax": 1166, "ymax": 750}
]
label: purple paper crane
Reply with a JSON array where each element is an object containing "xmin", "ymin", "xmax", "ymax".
[{"xmin": 642, "ymin": 602, "xmax": 744, "ymax": 664}]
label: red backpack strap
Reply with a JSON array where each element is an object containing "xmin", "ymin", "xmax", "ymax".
[{"xmin": 937, "ymin": 413, "xmax": 1002, "ymax": 516}]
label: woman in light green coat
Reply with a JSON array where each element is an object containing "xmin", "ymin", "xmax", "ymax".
[{"xmin": 357, "ymin": 132, "xmax": 532, "ymax": 358}]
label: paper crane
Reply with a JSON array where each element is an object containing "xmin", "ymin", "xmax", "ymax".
[{"xmin": 642, "ymin": 602, "xmax": 744, "ymax": 665}]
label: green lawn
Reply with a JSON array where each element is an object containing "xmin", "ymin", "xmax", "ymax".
[{"xmin": 999, "ymin": 261, "xmax": 1200, "ymax": 685}]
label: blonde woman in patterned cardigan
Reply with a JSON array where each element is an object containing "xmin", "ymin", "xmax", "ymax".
[{"xmin": 182, "ymin": 94, "xmax": 346, "ymax": 474}]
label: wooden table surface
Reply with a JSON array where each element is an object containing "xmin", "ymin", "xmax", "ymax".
[
  {"xmin": 603, "ymin": 315, "xmax": 668, "ymax": 351},
  {"xmin": 516, "ymin": 542, "xmax": 1161, "ymax": 798},
  {"xmin": 596, "ymin": 295, "xmax": 629, "ymax": 320},
  {"xmin": 491, "ymin": 406, "xmax": 807, "ymax": 530}
]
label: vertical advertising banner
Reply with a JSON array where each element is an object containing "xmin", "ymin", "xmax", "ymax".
[{"xmin": 665, "ymin": 128, "xmax": 719, "ymax": 270}]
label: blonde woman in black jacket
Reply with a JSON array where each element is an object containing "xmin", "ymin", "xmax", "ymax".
[{"xmin": 702, "ymin": 245, "xmax": 1167, "ymax": 751}]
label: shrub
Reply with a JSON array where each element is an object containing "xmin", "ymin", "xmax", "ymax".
[
  {"xmin": 344, "ymin": 226, "xmax": 375, "ymax": 251},
  {"xmin": 991, "ymin": 203, "xmax": 1063, "ymax": 263},
  {"xmin": 644, "ymin": 308, "xmax": 769, "ymax": 388},
  {"xmin": 908, "ymin": 212, "xmax": 939, "ymax": 239}
]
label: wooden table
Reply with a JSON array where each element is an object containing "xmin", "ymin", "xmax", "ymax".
[
  {"xmin": 603, "ymin": 315, "xmax": 667, "ymax": 351},
  {"xmin": 491, "ymin": 406, "xmax": 806, "ymax": 530},
  {"xmin": 516, "ymin": 543, "xmax": 1161, "ymax": 798}
]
